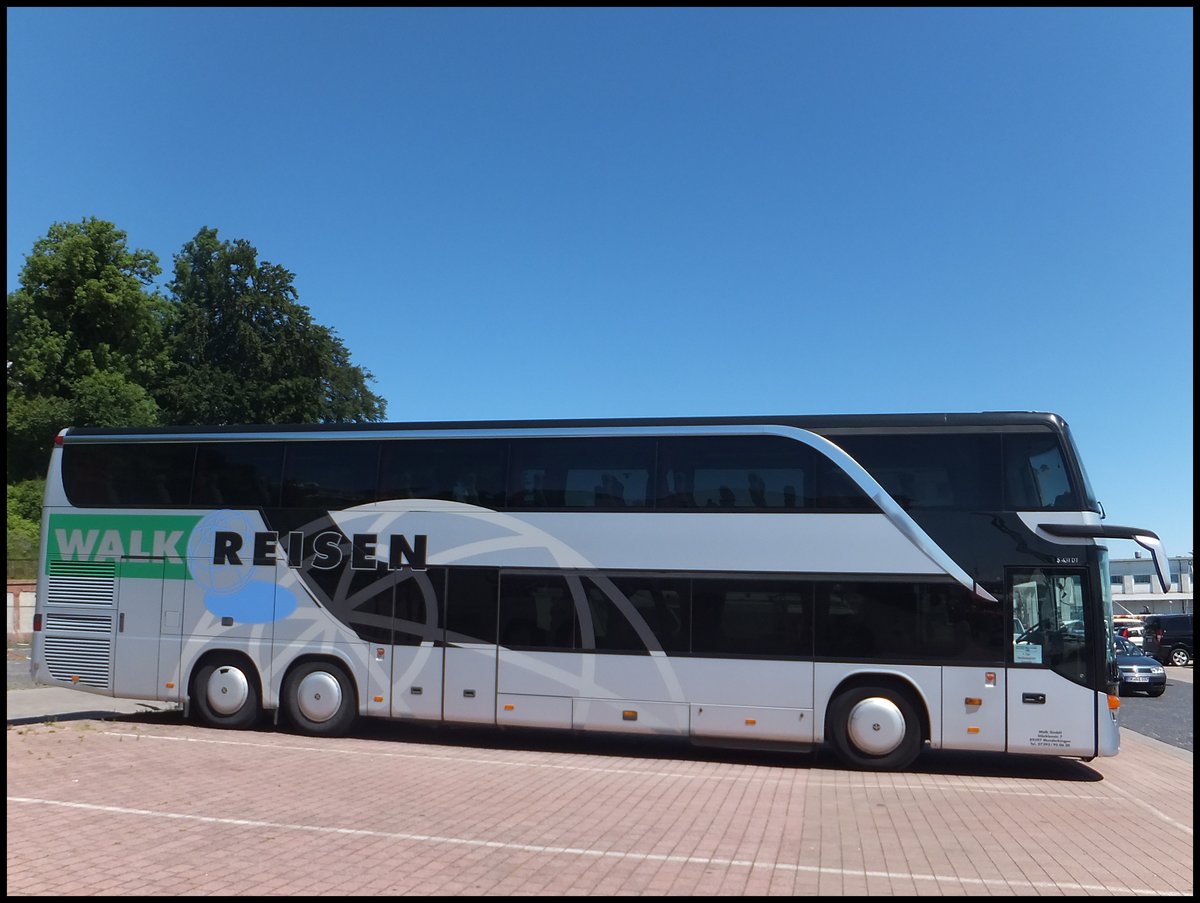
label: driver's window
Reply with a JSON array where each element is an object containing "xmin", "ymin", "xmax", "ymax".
[{"xmin": 1011, "ymin": 570, "xmax": 1090, "ymax": 685}]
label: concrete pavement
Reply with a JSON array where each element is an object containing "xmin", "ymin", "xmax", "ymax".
[
  {"xmin": 6, "ymin": 685, "xmax": 177, "ymax": 721},
  {"xmin": 6, "ymin": 679, "xmax": 1193, "ymax": 896}
]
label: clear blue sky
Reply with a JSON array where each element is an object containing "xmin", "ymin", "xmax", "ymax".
[{"xmin": 7, "ymin": 9, "xmax": 1193, "ymax": 560}]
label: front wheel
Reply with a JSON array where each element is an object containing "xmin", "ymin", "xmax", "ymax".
[
  {"xmin": 1147, "ymin": 687, "xmax": 1166, "ymax": 697},
  {"xmin": 827, "ymin": 685, "xmax": 923, "ymax": 771},
  {"xmin": 192, "ymin": 659, "xmax": 261, "ymax": 729},
  {"xmin": 1168, "ymin": 648, "xmax": 1191, "ymax": 667},
  {"xmin": 282, "ymin": 660, "xmax": 357, "ymax": 737}
]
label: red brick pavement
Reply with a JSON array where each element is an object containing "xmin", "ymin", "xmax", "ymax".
[{"xmin": 6, "ymin": 713, "xmax": 1193, "ymax": 895}]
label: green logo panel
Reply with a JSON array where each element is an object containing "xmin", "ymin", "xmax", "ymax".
[{"xmin": 47, "ymin": 513, "xmax": 204, "ymax": 580}]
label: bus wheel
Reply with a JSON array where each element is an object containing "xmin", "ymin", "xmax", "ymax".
[
  {"xmin": 828, "ymin": 685, "xmax": 922, "ymax": 771},
  {"xmin": 282, "ymin": 661, "xmax": 357, "ymax": 737},
  {"xmin": 192, "ymin": 660, "xmax": 260, "ymax": 730}
]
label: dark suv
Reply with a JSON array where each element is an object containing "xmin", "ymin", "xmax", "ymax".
[{"xmin": 1141, "ymin": 613, "xmax": 1194, "ymax": 667}]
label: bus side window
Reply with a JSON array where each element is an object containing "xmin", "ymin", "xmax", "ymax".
[
  {"xmin": 499, "ymin": 573, "xmax": 577, "ymax": 649},
  {"xmin": 282, "ymin": 441, "xmax": 381, "ymax": 509},
  {"xmin": 445, "ymin": 568, "xmax": 499, "ymax": 645},
  {"xmin": 192, "ymin": 443, "xmax": 283, "ymax": 508}
]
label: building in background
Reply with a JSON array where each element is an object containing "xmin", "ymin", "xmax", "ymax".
[{"xmin": 1110, "ymin": 554, "xmax": 1193, "ymax": 616}]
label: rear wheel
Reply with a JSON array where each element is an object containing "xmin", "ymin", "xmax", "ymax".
[
  {"xmin": 192, "ymin": 659, "xmax": 261, "ymax": 729},
  {"xmin": 827, "ymin": 685, "xmax": 923, "ymax": 771},
  {"xmin": 282, "ymin": 660, "xmax": 357, "ymax": 737},
  {"xmin": 1168, "ymin": 647, "xmax": 1191, "ymax": 667}
]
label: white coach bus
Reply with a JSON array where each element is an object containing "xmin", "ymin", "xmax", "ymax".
[{"xmin": 31, "ymin": 413, "xmax": 1170, "ymax": 770}]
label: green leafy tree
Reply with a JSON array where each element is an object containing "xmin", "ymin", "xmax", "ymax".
[
  {"xmin": 7, "ymin": 219, "xmax": 390, "ymax": 576},
  {"xmin": 160, "ymin": 227, "xmax": 386, "ymax": 424},
  {"xmin": 7, "ymin": 479, "xmax": 44, "ymax": 578},
  {"xmin": 6, "ymin": 218, "xmax": 170, "ymax": 482}
]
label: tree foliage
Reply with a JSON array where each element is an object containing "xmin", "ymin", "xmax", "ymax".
[
  {"xmin": 7, "ymin": 479, "xmax": 44, "ymax": 578},
  {"xmin": 6, "ymin": 218, "xmax": 168, "ymax": 481},
  {"xmin": 6, "ymin": 218, "xmax": 388, "ymax": 488},
  {"xmin": 159, "ymin": 227, "xmax": 386, "ymax": 425}
]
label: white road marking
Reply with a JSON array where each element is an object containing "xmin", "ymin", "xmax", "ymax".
[{"xmin": 7, "ymin": 796, "xmax": 1173, "ymax": 896}]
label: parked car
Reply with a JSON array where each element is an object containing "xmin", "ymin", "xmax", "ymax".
[
  {"xmin": 1062, "ymin": 619, "xmax": 1086, "ymax": 637},
  {"xmin": 1140, "ymin": 613, "xmax": 1194, "ymax": 666},
  {"xmin": 1112, "ymin": 636, "xmax": 1167, "ymax": 696},
  {"xmin": 1113, "ymin": 617, "xmax": 1145, "ymax": 647}
]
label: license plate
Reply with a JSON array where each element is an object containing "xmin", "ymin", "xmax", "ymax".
[{"xmin": 1127, "ymin": 676, "xmax": 1149, "ymax": 682}]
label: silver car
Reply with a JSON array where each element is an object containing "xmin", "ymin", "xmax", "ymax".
[{"xmin": 1113, "ymin": 636, "xmax": 1166, "ymax": 697}]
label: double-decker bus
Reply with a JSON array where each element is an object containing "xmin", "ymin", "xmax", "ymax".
[{"xmin": 30, "ymin": 412, "xmax": 1169, "ymax": 771}]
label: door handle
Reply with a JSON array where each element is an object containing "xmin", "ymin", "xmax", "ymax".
[
  {"xmin": 118, "ymin": 612, "xmax": 125, "ymax": 633},
  {"xmin": 1022, "ymin": 692, "xmax": 1046, "ymax": 704}
]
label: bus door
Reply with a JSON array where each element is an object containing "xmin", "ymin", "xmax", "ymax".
[
  {"xmin": 442, "ymin": 568, "xmax": 499, "ymax": 725},
  {"xmin": 158, "ymin": 562, "xmax": 185, "ymax": 702},
  {"xmin": 113, "ymin": 555, "xmax": 181, "ymax": 700},
  {"xmin": 370, "ymin": 569, "xmax": 444, "ymax": 721},
  {"xmin": 1006, "ymin": 568, "xmax": 1096, "ymax": 756}
]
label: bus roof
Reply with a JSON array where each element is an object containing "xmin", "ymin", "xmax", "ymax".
[{"xmin": 62, "ymin": 411, "xmax": 1070, "ymax": 441}]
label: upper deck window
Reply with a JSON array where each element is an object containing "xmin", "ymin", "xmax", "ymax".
[
  {"xmin": 1002, "ymin": 434, "xmax": 1077, "ymax": 510},
  {"xmin": 833, "ymin": 431, "xmax": 1080, "ymax": 512},
  {"xmin": 826, "ymin": 434, "xmax": 1002, "ymax": 510},
  {"xmin": 191, "ymin": 442, "xmax": 283, "ymax": 508},
  {"xmin": 62, "ymin": 442, "xmax": 195, "ymax": 507},
  {"xmin": 507, "ymin": 438, "xmax": 655, "ymax": 509},
  {"xmin": 656, "ymin": 436, "xmax": 874, "ymax": 511},
  {"xmin": 378, "ymin": 439, "xmax": 506, "ymax": 507},
  {"xmin": 281, "ymin": 441, "xmax": 381, "ymax": 510}
]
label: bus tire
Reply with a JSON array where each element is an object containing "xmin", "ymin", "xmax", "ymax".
[
  {"xmin": 282, "ymin": 660, "xmax": 357, "ymax": 737},
  {"xmin": 828, "ymin": 684, "xmax": 923, "ymax": 771},
  {"xmin": 192, "ymin": 659, "xmax": 261, "ymax": 730}
]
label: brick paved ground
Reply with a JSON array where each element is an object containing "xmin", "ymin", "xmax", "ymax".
[{"xmin": 6, "ymin": 710, "xmax": 1193, "ymax": 896}]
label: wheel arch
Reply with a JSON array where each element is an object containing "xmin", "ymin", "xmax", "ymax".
[
  {"xmin": 186, "ymin": 648, "xmax": 264, "ymax": 715},
  {"xmin": 822, "ymin": 670, "xmax": 932, "ymax": 747}
]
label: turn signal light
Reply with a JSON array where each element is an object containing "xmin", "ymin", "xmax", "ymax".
[{"xmin": 1108, "ymin": 694, "xmax": 1121, "ymax": 711}]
